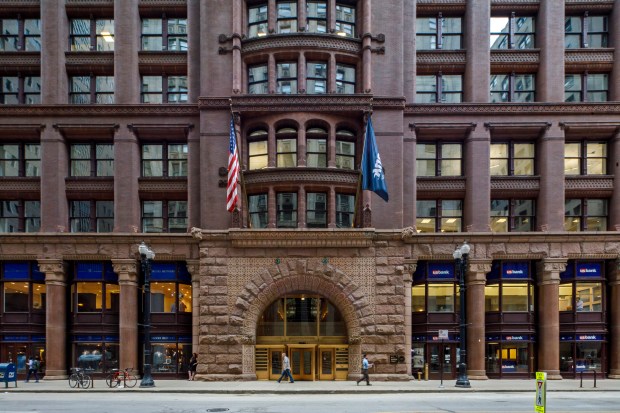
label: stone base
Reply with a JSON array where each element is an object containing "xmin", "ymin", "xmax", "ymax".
[
  {"xmin": 540, "ymin": 370, "xmax": 562, "ymax": 380},
  {"xmin": 608, "ymin": 369, "xmax": 620, "ymax": 378},
  {"xmin": 42, "ymin": 371, "xmax": 68, "ymax": 380},
  {"xmin": 347, "ymin": 373, "xmax": 411, "ymax": 382},
  {"xmin": 197, "ymin": 373, "xmax": 257, "ymax": 381},
  {"xmin": 467, "ymin": 370, "xmax": 489, "ymax": 380}
]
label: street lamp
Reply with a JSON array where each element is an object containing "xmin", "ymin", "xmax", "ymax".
[
  {"xmin": 139, "ymin": 241, "xmax": 155, "ymax": 388},
  {"xmin": 453, "ymin": 241, "xmax": 471, "ymax": 388}
]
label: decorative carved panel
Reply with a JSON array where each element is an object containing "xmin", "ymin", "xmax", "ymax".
[
  {"xmin": 65, "ymin": 179, "xmax": 114, "ymax": 193},
  {"xmin": 0, "ymin": 105, "xmax": 198, "ymax": 117},
  {"xmin": 416, "ymin": 178, "xmax": 466, "ymax": 193},
  {"xmin": 565, "ymin": 50, "xmax": 614, "ymax": 72},
  {"xmin": 139, "ymin": 178, "xmax": 188, "ymax": 193},
  {"xmin": 416, "ymin": 51, "xmax": 466, "ymax": 73},
  {"xmin": 243, "ymin": 168, "xmax": 359, "ymax": 186},
  {"xmin": 491, "ymin": 50, "xmax": 539, "ymax": 72},
  {"xmin": 565, "ymin": 176, "xmax": 613, "ymax": 197},
  {"xmin": 0, "ymin": 53, "xmax": 40, "ymax": 74},
  {"xmin": 229, "ymin": 230, "xmax": 374, "ymax": 248},
  {"xmin": 0, "ymin": 178, "xmax": 40, "ymax": 192},
  {"xmin": 242, "ymin": 34, "xmax": 361, "ymax": 56},
  {"xmin": 405, "ymin": 103, "xmax": 620, "ymax": 115}
]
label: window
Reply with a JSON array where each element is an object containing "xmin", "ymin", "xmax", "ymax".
[
  {"xmin": 485, "ymin": 283, "xmax": 532, "ymax": 312},
  {"xmin": 416, "ymin": 74, "xmax": 462, "ymax": 103},
  {"xmin": 416, "ymin": 199, "xmax": 462, "ymax": 233},
  {"xmin": 336, "ymin": 64, "xmax": 356, "ymax": 93},
  {"xmin": 276, "ymin": 192, "xmax": 297, "ymax": 228},
  {"xmin": 416, "ymin": 143, "xmax": 462, "ymax": 176},
  {"xmin": 428, "ymin": 284, "xmax": 456, "ymax": 312},
  {"xmin": 70, "ymin": 19, "xmax": 114, "ymax": 51},
  {"xmin": 565, "ymin": 14, "xmax": 608, "ymax": 48},
  {"xmin": 306, "ymin": 128, "xmax": 327, "ymax": 168},
  {"xmin": 248, "ymin": 3, "xmax": 268, "ymax": 38},
  {"xmin": 335, "ymin": 3, "xmax": 356, "ymax": 37},
  {"xmin": 336, "ymin": 193, "xmax": 355, "ymax": 228},
  {"xmin": 416, "ymin": 15, "xmax": 462, "ymax": 50},
  {"xmin": 248, "ymin": 193, "xmax": 268, "ymax": 228},
  {"xmin": 490, "ymin": 74, "xmax": 535, "ymax": 102},
  {"xmin": 336, "ymin": 129, "xmax": 355, "ymax": 170},
  {"xmin": 151, "ymin": 281, "xmax": 191, "ymax": 313},
  {"xmin": 307, "ymin": 192, "xmax": 327, "ymax": 228},
  {"xmin": 72, "ymin": 262, "xmax": 118, "ymax": 313},
  {"xmin": 0, "ymin": 18, "xmax": 41, "ymax": 51},
  {"xmin": 276, "ymin": 62, "xmax": 297, "ymax": 94},
  {"xmin": 141, "ymin": 76, "xmax": 188, "ymax": 103},
  {"xmin": 142, "ymin": 200, "xmax": 188, "ymax": 233},
  {"xmin": 0, "ymin": 76, "xmax": 41, "ymax": 104},
  {"xmin": 307, "ymin": 62, "xmax": 327, "ymax": 94},
  {"xmin": 69, "ymin": 144, "xmax": 114, "ymax": 177},
  {"xmin": 559, "ymin": 262, "xmax": 604, "ymax": 313},
  {"xmin": 248, "ymin": 129, "xmax": 268, "ymax": 170},
  {"xmin": 565, "ymin": 73, "xmax": 608, "ymax": 102},
  {"xmin": 307, "ymin": 1, "xmax": 327, "ymax": 34},
  {"xmin": 141, "ymin": 143, "xmax": 188, "ymax": 177},
  {"xmin": 248, "ymin": 64, "xmax": 268, "ymax": 94},
  {"xmin": 490, "ymin": 200, "xmax": 535, "ymax": 232},
  {"xmin": 69, "ymin": 200, "xmax": 114, "ymax": 232},
  {"xmin": 565, "ymin": 199, "xmax": 607, "ymax": 231},
  {"xmin": 490, "ymin": 142, "xmax": 535, "ymax": 176},
  {"xmin": 0, "ymin": 201, "xmax": 40, "ymax": 232},
  {"xmin": 564, "ymin": 142, "xmax": 607, "ymax": 175},
  {"xmin": 70, "ymin": 76, "xmax": 114, "ymax": 104},
  {"xmin": 490, "ymin": 15, "xmax": 535, "ymax": 49},
  {"xmin": 276, "ymin": 128, "xmax": 297, "ymax": 167},
  {"xmin": 141, "ymin": 17, "xmax": 187, "ymax": 51},
  {"xmin": 0, "ymin": 143, "xmax": 40, "ymax": 177},
  {"xmin": 1, "ymin": 262, "xmax": 45, "ymax": 313},
  {"xmin": 277, "ymin": 1, "xmax": 297, "ymax": 34}
]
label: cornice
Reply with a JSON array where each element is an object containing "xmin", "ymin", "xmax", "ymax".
[
  {"xmin": 228, "ymin": 229, "xmax": 375, "ymax": 248},
  {"xmin": 565, "ymin": 49, "xmax": 614, "ymax": 72},
  {"xmin": 210, "ymin": 95, "xmax": 374, "ymax": 113},
  {"xmin": 63, "ymin": 254, "xmax": 112, "ymax": 261},
  {"xmin": 0, "ymin": 178, "xmax": 40, "ymax": 192},
  {"xmin": 491, "ymin": 50, "xmax": 539, "ymax": 72},
  {"xmin": 405, "ymin": 103, "xmax": 620, "ymax": 116},
  {"xmin": 241, "ymin": 33, "xmax": 361, "ymax": 56},
  {"xmin": 565, "ymin": 176, "xmax": 613, "ymax": 196},
  {"xmin": 139, "ymin": 178, "xmax": 188, "ymax": 192},
  {"xmin": 65, "ymin": 179, "xmax": 114, "ymax": 193},
  {"xmin": 0, "ymin": 53, "xmax": 41, "ymax": 72},
  {"xmin": 65, "ymin": 52, "xmax": 114, "ymax": 73},
  {"xmin": 243, "ymin": 168, "xmax": 359, "ymax": 186},
  {"xmin": 0, "ymin": 105, "xmax": 199, "ymax": 117},
  {"xmin": 417, "ymin": 0, "xmax": 466, "ymax": 14}
]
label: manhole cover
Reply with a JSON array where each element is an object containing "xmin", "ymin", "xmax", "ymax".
[{"xmin": 206, "ymin": 409, "xmax": 229, "ymax": 412}]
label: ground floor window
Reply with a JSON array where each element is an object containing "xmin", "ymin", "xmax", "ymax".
[
  {"xmin": 149, "ymin": 339, "xmax": 191, "ymax": 374},
  {"xmin": 0, "ymin": 339, "xmax": 45, "ymax": 374},
  {"xmin": 486, "ymin": 340, "xmax": 531, "ymax": 376},
  {"xmin": 74, "ymin": 339, "xmax": 119, "ymax": 373},
  {"xmin": 560, "ymin": 336, "xmax": 605, "ymax": 375}
]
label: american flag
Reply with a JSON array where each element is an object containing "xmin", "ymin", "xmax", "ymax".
[{"xmin": 227, "ymin": 116, "xmax": 240, "ymax": 212}]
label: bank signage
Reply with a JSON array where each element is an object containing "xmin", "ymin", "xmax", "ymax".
[
  {"xmin": 502, "ymin": 262, "xmax": 529, "ymax": 279},
  {"xmin": 427, "ymin": 263, "xmax": 455, "ymax": 279},
  {"xmin": 576, "ymin": 262, "xmax": 601, "ymax": 277}
]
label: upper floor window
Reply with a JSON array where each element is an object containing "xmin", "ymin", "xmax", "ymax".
[
  {"xmin": 142, "ymin": 200, "xmax": 187, "ymax": 233},
  {"xmin": 336, "ymin": 64, "xmax": 356, "ymax": 93},
  {"xmin": 277, "ymin": 1, "xmax": 298, "ymax": 34},
  {"xmin": 70, "ymin": 19, "xmax": 114, "ymax": 51},
  {"xmin": 0, "ymin": 143, "xmax": 40, "ymax": 177},
  {"xmin": 307, "ymin": 62, "xmax": 327, "ymax": 94},
  {"xmin": 565, "ymin": 14, "xmax": 608, "ymax": 48},
  {"xmin": 0, "ymin": 18, "xmax": 41, "ymax": 51},
  {"xmin": 277, "ymin": 192, "xmax": 297, "ymax": 228},
  {"xmin": 276, "ymin": 128, "xmax": 297, "ymax": 167},
  {"xmin": 277, "ymin": 62, "xmax": 297, "ymax": 94},
  {"xmin": 248, "ymin": 64, "xmax": 269, "ymax": 94},
  {"xmin": 490, "ymin": 199, "xmax": 535, "ymax": 232},
  {"xmin": 0, "ymin": 76, "xmax": 41, "ymax": 104},
  {"xmin": 248, "ymin": 129, "xmax": 268, "ymax": 170},
  {"xmin": 490, "ymin": 142, "xmax": 535, "ymax": 176},
  {"xmin": 307, "ymin": 192, "xmax": 327, "ymax": 228},
  {"xmin": 416, "ymin": 15, "xmax": 462, "ymax": 50},
  {"xmin": 0, "ymin": 200, "xmax": 40, "ymax": 232},
  {"xmin": 336, "ymin": 193, "xmax": 355, "ymax": 228},
  {"xmin": 248, "ymin": 193, "xmax": 268, "ymax": 228},
  {"xmin": 416, "ymin": 74, "xmax": 462, "ymax": 103},
  {"xmin": 416, "ymin": 143, "xmax": 462, "ymax": 176},
  {"xmin": 564, "ymin": 142, "xmax": 607, "ymax": 175},
  {"xmin": 307, "ymin": 1, "xmax": 327, "ymax": 34},
  {"xmin": 565, "ymin": 73, "xmax": 608, "ymax": 102},
  {"xmin": 141, "ymin": 18, "xmax": 187, "ymax": 51},
  {"xmin": 565, "ymin": 198, "xmax": 607, "ymax": 231},
  {"xmin": 336, "ymin": 129, "xmax": 355, "ymax": 170},
  {"xmin": 490, "ymin": 74, "xmax": 535, "ymax": 102},
  {"xmin": 248, "ymin": 3, "xmax": 268, "ymax": 38},
  {"xmin": 335, "ymin": 4, "xmax": 356, "ymax": 37},
  {"xmin": 142, "ymin": 143, "xmax": 188, "ymax": 177},
  {"xmin": 70, "ymin": 144, "xmax": 114, "ymax": 177},
  {"xmin": 416, "ymin": 199, "xmax": 463, "ymax": 233},
  {"xmin": 141, "ymin": 76, "xmax": 188, "ymax": 103},
  {"xmin": 69, "ymin": 200, "xmax": 114, "ymax": 232},
  {"xmin": 70, "ymin": 75, "xmax": 114, "ymax": 104},
  {"xmin": 306, "ymin": 128, "xmax": 327, "ymax": 168},
  {"xmin": 490, "ymin": 15, "xmax": 535, "ymax": 49}
]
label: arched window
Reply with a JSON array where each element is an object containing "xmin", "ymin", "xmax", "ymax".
[
  {"xmin": 276, "ymin": 127, "xmax": 297, "ymax": 167},
  {"xmin": 306, "ymin": 127, "xmax": 327, "ymax": 167}
]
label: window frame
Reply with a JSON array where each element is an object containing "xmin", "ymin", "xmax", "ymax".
[
  {"xmin": 490, "ymin": 13, "xmax": 535, "ymax": 50},
  {"xmin": 335, "ymin": 193, "xmax": 355, "ymax": 228},
  {"xmin": 416, "ymin": 14, "xmax": 463, "ymax": 50},
  {"xmin": 248, "ymin": 3, "xmax": 268, "ymax": 38},
  {"xmin": 141, "ymin": 16, "xmax": 187, "ymax": 52},
  {"xmin": 141, "ymin": 200, "xmax": 188, "ymax": 233},
  {"xmin": 0, "ymin": 143, "xmax": 40, "ymax": 177},
  {"xmin": 306, "ymin": 61, "xmax": 328, "ymax": 94},
  {"xmin": 276, "ymin": 128, "xmax": 297, "ymax": 167},
  {"xmin": 141, "ymin": 142, "xmax": 188, "ymax": 177},
  {"xmin": 248, "ymin": 130, "xmax": 269, "ymax": 170},
  {"xmin": 490, "ymin": 199, "xmax": 535, "ymax": 232},
  {"xmin": 248, "ymin": 64, "xmax": 269, "ymax": 94},
  {"xmin": 276, "ymin": 1, "xmax": 298, "ymax": 34},
  {"xmin": 306, "ymin": 192, "xmax": 327, "ymax": 228},
  {"xmin": 564, "ymin": 198, "xmax": 608, "ymax": 231},
  {"xmin": 335, "ymin": 63, "xmax": 356, "ymax": 94},
  {"xmin": 490, "ymin": 141, "xmax": 535, "ymax": 176},
  {"xmin": 276, "ymin": 62, "xmax": 298, "ymax": 94},
  {"xmin": 0, "ymin": 18, "xmax": 41, "ymax": 51},
  {"xmin": 276, "ymin": 192, "xmax": 298, "ymax": 228},
  {"xmin": 416, "ymin": 199, "xmax": 463, "ymax": 233},
  {"xmin": 306, "ymin": 0, "xmax": 328, "ymax": 34},
  {"xmin": 335, "ymin": 129, "xmax": 356, "ymax": 170},
  {"xmin": 248, "ymin": 193, "xmax": 268, "ymax": 228},
  {"xmin": 0, "ymin": 75, "xmax": 41, "ymax": 105},
  {"xmin": 69, "ymin": 200, "xmax": 114, "ymax": 233},
  {"xmin": 69, "ymin": 143, "xmax": 114, "ymax": 177},
  {"xmin": 564, "ymin": 141, "xmax": 607, "ymax": 175},
  {"xmin": 416, "ymin": 74, "xmax": 463, "ymax": 103},
  {"xmin": 335, "ymin": 3, "xmax": 356, "ymax": 37},
  {"xmin": 141, "ymin": 75, "xmax": 188, "ymax": 104},
  {"xmin": 490, "ymin": 73, "xmax": 536, "ymax": 102},
  {"xmin": 0, "ymin": 200, "xmax": 40, "ymax": 233},
  {"xmin": 416, "ymin": 142, "xmax": 463, "ymax": 177},
  {"xmin": 565, "ymin": 13, "xmax": 608, "ymax": 49},
  {"xmin": 69, "ymin": 75, "xmax": 115, "ymax": 104},
  {"xmin": 69, "ymin": 18, "xmax": 115, "ymax": 51}
]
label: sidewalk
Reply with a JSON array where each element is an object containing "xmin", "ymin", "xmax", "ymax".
[{"xmin": 4, "ymin": 377, "xmax": 616, "ymax": 394}]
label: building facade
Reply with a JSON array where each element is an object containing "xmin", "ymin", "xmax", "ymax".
[{"xmin": 0, "ymin": 0, "xmax": 620, "ymax": 382}]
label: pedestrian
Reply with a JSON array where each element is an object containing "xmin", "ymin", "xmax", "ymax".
[
  {"xmin": 25, "ymin": 356, "xmax": 40, "ymax": 383},
  {"xmin": 276, "ymin": 352, "xmax": 294, "ymax": 383},
  {"xmin": 188, "ymin": 352, "xmax": 198, "ymax": 381},
  {"xmin": 356, "ymin": 354, "xmax": 372, "ymax": 386}
]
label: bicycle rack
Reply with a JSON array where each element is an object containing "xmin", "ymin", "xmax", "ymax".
[{"xmin": 579, "ymin": 369, "xmax": 597, "ymax": 388}]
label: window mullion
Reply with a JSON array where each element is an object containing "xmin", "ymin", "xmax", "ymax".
[
  {"xmin": 162, "ymin": 16, "xmax": 168, "ymax": 50},
  {"xmin": 582, "ymin": 12, "xmax": 589, "ymax": 48},
  {"xmin": 582, "ymin": 198, "xmax": 588, "ymax": 231},
  {"xmin": 163, "ymin": 200, "xmax": 169, "ymax": 232},
  {"xmin": 509, "ymin": 13, "xmax": 516, "ymax": 49},
  {"xmin": 162, "ymin": 75, "xmax": 168, "ymax": 103},
  {"xmin": 90, "ymin": 19, "xmax": 96, "ymax": 51},
  {"xmin": 18, "ymin": 17, "xmax": 25, "ymax": 51},
  {"xmin": 17, "ymin": 200, "xmax": 25, "ymax": 232},
  {"xmin": 436, "ymin": 200, "xmax": 442, "ymax": 232},
  {"xmin": 437, "ymin": 14, "xmax": 443, "ymax": 50},
  {"xmin": 163, "ymin": 143, "xmax": 169, "ymax": 176},
  {"xmin": 436, "ymin": 73, "xmax": 442, "ymax": 103}
]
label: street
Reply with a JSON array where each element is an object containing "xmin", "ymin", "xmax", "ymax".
[{"xmin": 0, "ymin": 392, "xmax": 618, "ymax": 413}]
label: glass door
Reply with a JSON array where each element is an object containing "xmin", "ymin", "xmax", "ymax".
[
  {"xmin": 319, "ymin": 348, "xmax": 334, "ymax": 380},
  {"xmin": 428, "ymin": 343, "xmax": 455, "ymax": 380},
  {"xmin": 290, "ymin": 346, "xmax": 315, "ymax": 381}
]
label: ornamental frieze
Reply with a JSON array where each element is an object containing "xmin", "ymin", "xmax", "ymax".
[
  {"xmin": 490, "ymin": 177, "xmax": 539, "ymax": 192},
  {"xmin": 416, "ymin": 177, "xmax": 466, "ymax": 192},
  {"xmin": 417, "ymin": 0, "xmax": 466, "ymax": 13},
  {"xmin": 491, "ymin": 1, "xmax": 540, "ymax": 13},
  {"xmin": 242, "ymin": 34, "xmax": 361, "ymax": 56},
  {"xmin": 0, "ymin": 105, "xmax": 199, "ymax": 117},
  {"xmin": 139, "ymin": 178, "xmax": 188, "ymax": 192},
  {"xmin": 228, "ymin": 229, "xmax": 374, "ymax": 248},
  {"xmin": 65, "ymin": 52, "xmax": 114, "ymax": 69},
  {"xmin": 243, "ymin": 168, "xmax": 359, "ymax": 186},
  {"xmin": 227, "ymin": 95, "xmax": 373, "ymax": 113},
  {"xmin": 565, "ymin": 50, "xmax": 614, "ymax": 72},
  {"xmin": 138, "ymin": 51, "xmax": 188, "ymax": 68},
  {"xmin": 0, "ymin": 53, "xmax": 40, "ymax": 69},
  {"xmin": 0, "ymin": 178, "xmax": 40, "ymax": 192},
  {"xmin": 65, "ymin": 179, "xmax": 114, "ymax": 193},
  {"xmin": 565, "ymin": 176, "xmax": 613, "ymax": 194},
  {"xmin": 565, "ymin": 0, "xmax": 614, "ymax": 12},
  {"xmin": 405, "ymin": 102, "xmax": 620, "ymax": 115}
]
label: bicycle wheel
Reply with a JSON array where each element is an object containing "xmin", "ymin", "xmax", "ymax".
[
  {"xmin": 80, "ymin": 374, "xmax": 92, "ymax": 389},
  {"xmin": 105, "ymin": 373, "xmax": 118, "ymax": 388},
  {"xmin": 68, "ymin": 373, "xmax": 79, "ymax": 388},
  {"xmin": 124, "ymin": 374, "xmax": 137, "ymax": 388}
]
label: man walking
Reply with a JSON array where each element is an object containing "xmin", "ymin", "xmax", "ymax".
[
  {"xmin": 277, "ymin": 352, "xmax": 294, "ymax": 383},
  {"xmin": 356, "ymin": 354, "xmax": 372, "ymax": 386}
]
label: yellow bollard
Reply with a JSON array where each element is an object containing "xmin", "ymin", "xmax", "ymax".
[
  {"xmin": 417, "ymin": 371, "xmax": 422, "ymax": 381},
  {"xmin": 424, "ymin": 363, "xmax": 429, "ymax": 381}
]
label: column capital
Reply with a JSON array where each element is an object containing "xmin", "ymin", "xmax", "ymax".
[
  {"xmin": 112, "ymin": 259, "xmax": 139, "ymax": 285},
  {"xmin": 466, "ymin": 259, "xmax": 491, "ymax": 284},
  {"xmin": 536, "ymin": 259, "xmax": 567, "ymax": 284},
  {"xmin": 38, "ymin": 259, "xmax": 66, "ymax": 285},
  {"xmin": 186, "ymin": 259, "xmax": 201, "ymax": 283},
  {"xmin": 608, "ymin": 259, "xmax": 620, "ymax": 284}
]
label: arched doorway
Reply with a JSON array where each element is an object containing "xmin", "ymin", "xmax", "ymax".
[{"xmin": 255, "ymin": 293, "xmax": 349, "ymax": 381}]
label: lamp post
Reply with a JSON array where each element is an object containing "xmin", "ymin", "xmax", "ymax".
[
  {"xmin": 453, "ymin": 241, "xmax": 471, "ymax": 388},
  {"xmin": 139, "ymin": 242, "xmax": 155, "ymax": 388}
]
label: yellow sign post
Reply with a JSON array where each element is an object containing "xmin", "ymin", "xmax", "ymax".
[{"xmin": 535, "ymin": 372, "xmax": 547, "ymax": 413}]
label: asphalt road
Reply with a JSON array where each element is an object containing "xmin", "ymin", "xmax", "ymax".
[{"xmin": 0, "ymin": 392, "xmax": 618, "ymax": 413}]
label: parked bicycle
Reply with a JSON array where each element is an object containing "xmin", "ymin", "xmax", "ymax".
[
  {"xmin": 105, "ymin": 367, "xmax": 137, "ymax": 388},
  {"xmin": 68, "ymin": 367, "xmax": 92, "ymax": 389}
]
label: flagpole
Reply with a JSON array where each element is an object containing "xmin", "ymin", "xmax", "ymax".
[
  {"xmin": 230, "ymin": 103, "xmax": 248, "ymax": 227},
  {"xmin": 352, "ymin": 111, "xmax": 370, "ymax": 227}
]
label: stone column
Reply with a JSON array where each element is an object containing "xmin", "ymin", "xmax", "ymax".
[
  {"xmin": 327, "ymin": 123, "xmax": 336, "ymax": 168},
  {"xmin": 268, "ymin": 54, "xmax": 276, "ymax": 93},
  {"xmin": 538, "ymin": 0, "xmax": 565, "ymax": 102},
  {"xmin": 612, "ymin": 0, "xmax": 620, "ymax": 101},
  {"xmin": 361, "ymin": 0, "xmax": 371, "ymax": 93},
  {"xmin": 298, "ymin": 185, "xmax": 306, "ymax": 228},
  {"xmin": 536, "ymin": 259, "xmax": 566, "ymax": 379},
  {"xmin": 187, "ymin": 0, "xmax": 201, "ymax": 102},
  {"xmin": 298, "ymin": 124, "xmax": 307, "ymax": 167},
  {"xmin": 328, "ymin": 186, "xmax": 336, "ymax": 228},
  {"xmin": 467, "ymin": 259, "xmax": 491, "ymax": 380},
  {"xmin": 609, "ymin": 130, "xmax": 620, "ymax": 230},
  {"xmin": 538, "ymin": 124, "xmax": 565, "ymax": 231},
  {"xmin": 328, "ymin": 0, "xmax": 336, "ymax": 32},
  {"xmin": 298, "ymin": 0, "xmax": 306, "ymax": 31},
  {"xmin": 114, "ymin": 0, "xmax": 140, "ymax": 104},
  {"xmin": 112, "ymin": 260, "xmax": 138, "ymax": 374},
  {"xmin": 268, "ymin": 187, "xmax": 276, "ymax": 228},
  {"xmin": 464, "ymin": 0, "xmax": 490, "ymax": 102},
  {"xmin": 298, "ymin": 53, "xmax": 307, "ymax": 93},
  {"xmin": 404, "ymin": 125, "xmax": 416, "ymax": 228},
  {"xmin": 39, "ymin": 260, "xmax": 66, "ymax": 379},
  {"xmin": 268, "ymin": 0, "xmax": 276, "ymax": 33},
  {"xmin": 187, "ymin": 126, "xmax": 201, "ymax": 228},
  {"xmin": 40, "ymin": 0, "xmax": 68, "ymax": 104},
  {"xmin": 328, "ymin": 54, "xmax": 336, "ymax": 93},
  {"xmin": 464, "ymin": 126, "xmax": 490, "ymax": 231},
  {"xmin": 268, "ymin": 124, "xmax": 276, "ymax": 167},
  {"xmin": 186, "ymin": 260, "xmax": 201, "ymax": 354},
  {"xmin": 114, "ymin": 126, "xmax": 141, "ymax": 232},
  {"xmin": 40, "ymin": 126, "xmax": 68, "ymax": 232},
  {"xmin": 231, "ymin": 0, "xmax": 243, "ymax": 94},
  {"xmin": 608, "ymin": 259, "xmax": 620, "ymax": 378},
  {"xmin": 404, "ymin": 263, "xmax": 415, "ymax": 377}
]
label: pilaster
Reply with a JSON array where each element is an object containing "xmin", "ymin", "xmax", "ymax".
[
  {"xmin": 464, "ymin": 0, "xmax": 490, "ymax": 102},
  {"xmin": 186, "ymin": 260, "xmax": 201, "ymax": 354},
  {"xmin": 114, "ymin": 0, "xmax": 140, "ymax": 103},
  {"xmin": 113, "ymin": 259, "xmax": 139, "ymax": 375},
  {"xmin": 538, "ymin": 125, "xmax": 565, "ymax": 231},
  {"xmin": 466, "ymin": 259, "xmax": 491, "ymax": 379},
  {"xmin": 538, "ymin": 0, "xmax": 565, "ymax": 102},
  {"xmin": 39, "ymin": 259, "xmax": 67, "ymax": 379},
  {"xmin": 114, "ymin": 127, "xmax": 141, "ymax": 232},
  {"xmin": 464, "ymin": 126, "xmax": 490, "ymax": 231}
]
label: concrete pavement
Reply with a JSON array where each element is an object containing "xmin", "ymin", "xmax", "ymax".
[{"xmin": 4, "ymin": 376, "xmax": 617, "ymax": 394}]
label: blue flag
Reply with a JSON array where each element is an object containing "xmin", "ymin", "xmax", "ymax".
[{"xmin": 361, "ymin": 117, "xmax": 389, "ymax": 202}]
